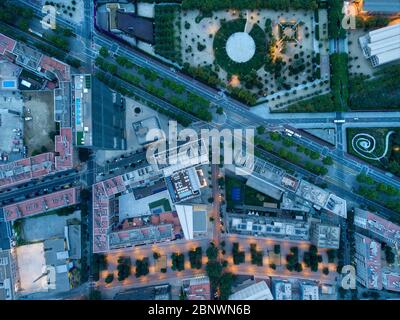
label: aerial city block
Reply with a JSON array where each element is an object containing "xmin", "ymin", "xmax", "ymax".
[{"xmin": 0, "ymin": 0, "xmax": 399, "ymax": 305}]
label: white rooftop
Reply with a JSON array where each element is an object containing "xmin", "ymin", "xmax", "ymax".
[
  {"xmin": 359, "ymin": 23, "xmax": 400, "ymax": 67},
  {"xmin": 229, "ymin": 281, "xmax": 274, "ymax": 300}
]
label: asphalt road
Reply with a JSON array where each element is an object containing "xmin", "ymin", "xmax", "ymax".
[
  {"xmin": 90, "ymin": 31, "xmax": 400, "ymax": 195},
  {"xmin": 14, "ymin": 0, "xmax": 400, "ymax": 194},
  {"xmin": 95, "ymin": 66, "xmax": 399, "ymax": 218}
]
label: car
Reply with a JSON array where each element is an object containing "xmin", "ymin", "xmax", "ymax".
[{"xmin": 284, "ymin": 129, "xmax": 294, "ymax": 136}]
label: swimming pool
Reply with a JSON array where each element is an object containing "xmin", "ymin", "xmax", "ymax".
[
  {"xmin": 75, "ymin": 97, "xmax": 82, "ymax": 126},
  {"xmin": 2, "ymin": 80, "xmax": 16, "ymax": 88}
]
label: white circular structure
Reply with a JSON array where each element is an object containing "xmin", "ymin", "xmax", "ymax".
[{"xmin": 226, "ymin": 32, "xmax": 255, "ymax": 63}]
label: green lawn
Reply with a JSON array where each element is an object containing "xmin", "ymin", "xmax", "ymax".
[
  {"xmin": 349, "ymin": 65, "xmax": 400, "ymax": 110},
  {"xmin": 347, "ymin": 128, "xmax": 400, "ymax": 177},
  {"xmin": 225, "ymin": 176, "xmax": 280, "ymax": 210},
  {"xmin": 148, "ymin": 198, "xmax": 172, "ymax": 212}
]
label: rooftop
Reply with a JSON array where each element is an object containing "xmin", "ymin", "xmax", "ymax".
[
  {"xmin": 0, "ymin": 153, "xmax": 55, "ymax": 190},
  {"xmin": 175, "ymin": 204, "xmax": 208, "ymax": 240},
  {"xmin": 355, "ymin": 233, "xmax": 382, "ymax": 290},
  {"xmin": 109, "ymin": 223, "xmax": 174, "ymax": 249},
  {"xmin": 152, "ymin": 139, "xmax": 209, "ymax": 176},
  {"xmin": 311, "ymin": 222, "xmax": 341, "ymax": 249},
  {"xmin": 229, "ymin": 214, "xmax": 310, "ymax": 241},
  {"xmin": 166, "ymin": 167, "xmax": 203, "ymax": 203},
  {"xmin": 382, "ymin": 269, "xmax": 400, "ymax": 292},
  {"xmin": 0, "ymin": 33, "xmax": 16, "ymax": 55},
  {"xmin": 3, "ymin": 187, "xmax": 78, "ymax": 221},
  {"xmin": 229, "ymin": 280, "xmax": 274, "ymax": 300},
  {"xmin": 234, "ymin": 157, "xmax": 346, "ymax": 218},
  {"xmin": 273, "ymin": 281, "xmax": 292, "ymax": 300},
  {"xmin": 132, "ymin": 116, "xmax": 161, "ymax": 145},
  {"xmin": 55, "ymin": 127, "xmax": 74, "ymax": 171},
  {"xmin": 184, "ymin": 276, "xmax": 211, "ymax": 300},
  {"xmin": 115, "ymin": 10, "xmax": 155, "ymax": 44},
  {"xmin": 363, "ymin": 0, "xmax": 400, "ymax": 13},
  {"xmin": 93, "ymin": 167, "xmax": 181, "ymax": 253},
  {"xmin": 39, "ymin": 55, "xmax": 71, "ymax": 82},
  {"xmin": 354, "ymin": 208, "xmax": 400, "ymax": 246},
  {"xmin": 114, "ymin": 284, "xmax": 171, "ymax": 300},
  {"xmin": 300, "ymin": 282, "xmax": 320, "ymax": 300},
  {"xmin": 359, "ymin": 23, "xmax": 400, "ymax": 67}
]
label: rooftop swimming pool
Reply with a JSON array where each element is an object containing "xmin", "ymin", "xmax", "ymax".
[
  {"xmin": 75, "ymin": 97, "xmax": 82, "ymax": 126},
  {"xmin": 2, "ymin": 80, "xmax": 16, "ymax": 88}
]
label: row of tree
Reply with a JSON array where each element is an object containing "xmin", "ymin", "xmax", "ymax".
[
  {"xmin": 95, "ymin": 57, "xmax": 213, "ymax": 122},
  {"xmin": 206, "ymin": 243, "xmax": 234, "ymax": 300},
  {"xmin": 154, "ymin": 4, "xmax": 182, "ymax": 63},
  {"xmin": 182, "ymin": 0, "xmax": 318, "ymax": 14},
  {"xmin": 330, "ymin": 53, "xmax": 349, "ymax": 111},
  {"xmin": 95, "ymin": 71, "xmax": 193, "ymax": 127}
]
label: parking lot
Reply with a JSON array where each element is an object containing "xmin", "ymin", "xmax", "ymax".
[
  {"xmin": 22, "ymin": 91, "xmax": 56, "ymax": 156},
  {"xmin": 21, "ymin": 210, "xmax": 81, "ymax": 242},
  {"xmin": 0, "ymin": 91, "xmax": 24, "ymax": 161}
]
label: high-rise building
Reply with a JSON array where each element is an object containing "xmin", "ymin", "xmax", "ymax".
[
  {"xmin": 310, "ymin": 222, "xmax": 341, "ymax": 249},
  {"xmin": 354, "ymin": 233, "xmax": 382, "ymax": 290}
]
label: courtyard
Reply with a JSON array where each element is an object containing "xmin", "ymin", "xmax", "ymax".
[{"xmin": 180, "ymin": 8, "xmax": 326, "ymax": 105}]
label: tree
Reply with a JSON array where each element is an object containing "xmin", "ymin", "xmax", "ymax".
[
  {"xmin": 189, "ymin": 247, "xmax": 202, "ymax": 269},
  {"xmin": 385, "ymin": 246, "xmax": 395, "ymax": 264},
  {"xmin": 273, "ymin": 244, "xmax": 280, "ymax": 255},
  {"xmin": 78, "ymin": 148, "xmax": 91, "ymax": 162},
  {"xmin": 135, "ymin": 258, "xmax": 149, "ymax": 277},
  {"xmin": 216, "ymin": 106, "xmax": 224, "ymax": 115},
  {"xmin": 257, "ymin": 126, "xmax": 265, "ymax": 135},
  {"xmin": 206, "ymin": 260, "xmax": 223, "ymax": 288},
  {"xmin": 153, "ymin": 252, "xmax": 160, "ymax": 260},
  {"xmin": 105, "ymin": 273, "xmax": 114, "ymax": 284},
  {"xmin": 219, "ymin": 272, "xmax": 234, "ymax": 300},
  {"xmin": 171, "ymin": 253, "xmax": 185, "ymax": 271},
  {"xmin": 80, "ymin": 189, "xmax": 91, "ymax": 201},
  {"xmin": 295, "ymin": 263, "xmax": 303, "ymax": 272},
  {"xmin": 40, "ymin": 146, "xmax": 48, "ymax": 153},
  {"xmin": 117, "ymin": 256, "xmax": 131, "ymax": 281},
  {"xmin": 322, "ymin": 267, "xmax": 329, "ymax": 275},
  {"xmin": 99, "ymin": 46, "xmax": 109, "ymax": 58},
  {"xmin": 206, "ymin": 243, "xmax": 219, "ymax": 260},
  {"xmin": 327, "ymin": 249, "xmax": 336, "ymax": 263},
  {"xmin": 323, "ymin": 156, "xmax": 333, "ymax": 165}
]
